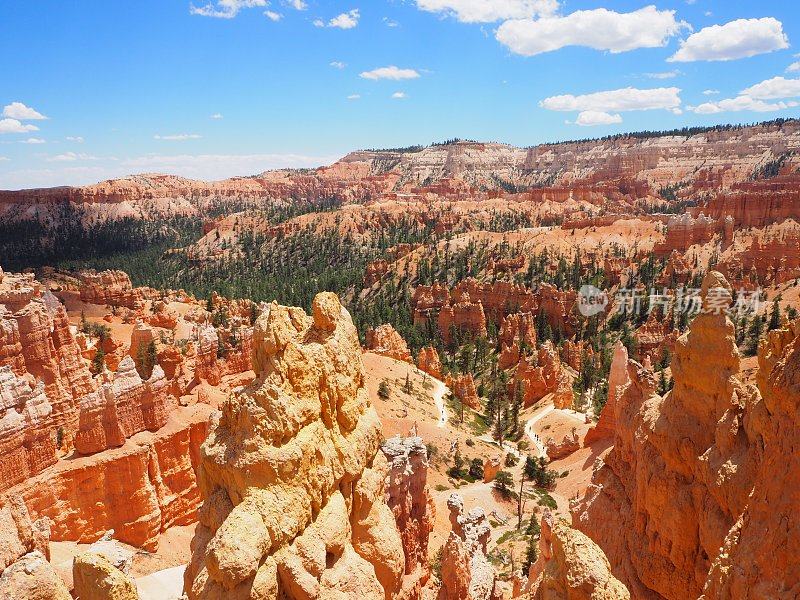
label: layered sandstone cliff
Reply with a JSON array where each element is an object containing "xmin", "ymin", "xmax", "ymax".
[
  {"xmin": 184, "ymin": 292, "xmax": 417, "ymax": 598},
  {"xmin": 366, "ymin": 323, "xmax": 413, "ymax": 363},
  {"xmin": 572, "ymin": 272, "xmax": 786, "ymax": 598}
]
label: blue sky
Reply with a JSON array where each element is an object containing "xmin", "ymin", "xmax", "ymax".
[{"xmin": 1, "ymin": 0, "xmax": 799, "ymax": 189}]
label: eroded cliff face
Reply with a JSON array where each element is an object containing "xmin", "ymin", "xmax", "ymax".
[
  {"xmin": 572, "ymin": 272, "xmax": 799, "ymax": 599},
  {"xmin": 701, "ymin": 318, "xmax": 800, "ymax": 599},
  {"xmin": 184, "ymin": 292, "xmax": 416, "ymax": 599},
  {"xmin": 437, "ymin": 494, "xmax": 500, "ymax": 600},
  {"xmin": 523, "ymin": 510, "xmax": 629, "ymax": 600}
]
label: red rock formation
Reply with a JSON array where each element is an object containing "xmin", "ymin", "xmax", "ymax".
[
  {"xmin": 366, "ymin": 324, "xmax": 413, "ymax": 363},
  {"xmin": 718, "ymin": 225, "xmax": 800, "ymax": 285},
  {"xmin": 438, "ymin": 292, "xmax": 488, "ymax": 346},
  {"xmin": 417, "ymin": 346, "xmax": 443, "ymax": 380},
  {"xmin": 194, "ymin": 325, "xmax": 221, "ymax": 385},
  {"xmin": 657, "ymin": 249, "xmax": 693, "ymax": 286},
  {"xmin": 634, "ymin": 315, "xmax": 678, "ymax": 365},
  {"xmin": 74, "ymin": 356, "xmax": 173, "ymax": 455},
  {"xmin": 78, "ymin": 270, "xmax": 152, "ymax": 309},
  {"xmin": 482, "ymin": 456, "xmax": 502, "ymax": 484},
  {"xmin": 524, "ymin": 509, "xmax": 630, "ymax": 599},
  {"xmin": 654, "ymin": 213, "xmax": 719, "ymax": 257},
  {"xmin": 511, "ymin": 342, "xmax": 571, "ymax": 408},
  {"xmin": 572, "ymin": 273, "xmax": 763, "ymax": 598},
  {"xmin": 365, "ymin": 259, "xmax": 390, "ymax": 287},
  {"xmin": 437, "ymin": 493, "xmax": 501, "ymax": 600},
  {"xmin": 698, "ymin": 316, "xmax": 800, "ymax": 598},
  {"xmin": 1, "ymin": 272, "xmax": 97, "ymax": 452},
  {"xmin": 0, "ymin": 495, "xmax": 52, "ymax": 574},
  {"xmin": 145, "ymin": 301, "xmax": 178, "ymax": 329},
  {"xmin": 382, "ymin": 436, "xmax": 435, "ymax": 599},
  {"xmin": 0, "ymin": 368, "xmax": 57, "ymax": 493},
  {"xmin": 584, "ymin": 342, "xmax": 628, "ymax": 445},
  {"xmin": 449, "ymin": 373, "xmax": 481, "ymax": 411},
  {"xmin": 698, "ymin": 173, "xmax": 800, "ymax": 228},
  {"xmin": 411, "ymin": 283, "xmax": 450, "ymax": 326},
  {"xmin": 498, "ymin": 312, "xmax": 537, "ymax": 369},
  {"xmin": 185, "ymin": 293, "xmax": 410, "ymax": 598},
  {"xmin": 13, "ymin": 406, "xmax": 211, "ymax": 552},
  {"xmin": 545, "ymin": 428, "xmax": 580, "ymax": 460}
]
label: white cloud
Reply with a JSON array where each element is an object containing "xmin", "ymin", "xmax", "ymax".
[
  {"xmin": 689, "ymin": 96, "xmax": 797, "ymax": 114},
  {"xmin": 330, "ymin": 61, "xmax": 347, "ymax": 69},
  {"xmin": 669, "ymin": 17, "xmax": 789, "ymax": 62},
  {"xmin": 47, "ymin": 152, "xmax": 100, "ymax": 162},
  {"xmin": 21, "ymin": 137, "xmax": 46, "ymax": 144},
  {"xmin": 702, "ymin": 89, "xmax": 720, "ymax": 95},
  {"xmin": 347, "ymin": 94, "xmax": 361, "ymax": 100},
  {"xmin": 313, "ymin": 18, "xmax": 325, "ymax": 27},
  {"xmin": 2, "ymin": 102, "xmax": 48, "ymax": 120},
  {"xmin": 210, "ymin": 113, "xmax": 224, "ymax": 119},
  {"xmin": 741, "ymin": 76, "xmax": 800, "ymax": 100},
  {"xmin": 0, "ymin": 119, "xmax": 40, "ymax": 134},
  {"xmin": 190, "ymin": 0, "xmax": 267, "ymax": 18},
  {"xmin": 328, "ymin": 9, "xmax": 359, "ymax": 29},
  {"xmin": 540, "ymin": 86, "xmax": 681, "ymax": 113},
  {"xmin": 66, "ymin": 136, "xmax": 85, "ymax": 142},
  {"xmin": 787, "ymin": 62, "xmax": 800, "ymax": 73},
  {"xmin": 416, "ymin": 0, "xmax": 557, "ymax": 23},
  {"xmin": 644, "ymin": 70, "xmax": 680, "ymax": 80},
  {"xmin": 383, "ymin": 17, "xmax": 399, "ymax": 27},
  {"xmin": 154, "ymin": 134, "xmax": 203, "ymax": 141},
  {"xmin": 575, "ymin": 111, "xmax": 623, "ymax": 126},
  {"xmin": 496, "ymin": 6, "xmax": 686, "ymax": 57},
  {"xmin": 360, "ymin": 66, "xmax": 421, "ymax": 80},
  {"xmin": 0, "ymin": 157, "xmax": 9, "ymax": 162},
  {"xmin": 264, "ymin": 10, "xmax": 282, "ymax": 20},
  {"xmin": 392, "ymin": 91, "xmax": 407, "ymax": 99},
  {"xmin": 287, "ymin": 0, "xmax": 306, "ymax": 9}
]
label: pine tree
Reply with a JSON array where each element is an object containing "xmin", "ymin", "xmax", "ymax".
[
  {"xmin": 91, "ymin": 347, "xmax": 105, "ymax": 375},
  {"xmin": 768, "ymin": 299, "xmax": 781, "ymax": 331}
]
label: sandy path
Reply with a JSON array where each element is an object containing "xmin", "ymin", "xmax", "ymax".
[
  {"xmin": 524, "ymin": 405, "xmax": 554, "ymax": 457},
  {"xmin": 135, "ymin": 566, "xmax": 185, "ymax": 600},
  {"xmin": 427, "ymin": 372, "xmax": 449, "ymax": 427}
]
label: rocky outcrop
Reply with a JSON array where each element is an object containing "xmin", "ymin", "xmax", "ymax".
[
  {"xmin": 498, "ymin": 312, "xmax": 537, "ymax": 370},
  {"xmin": 366, "ymin": 324, "xmax": 413, "ymax": 363},
  {"xmin": 417, "ymin": 346, "xmax": 443, "ymax": 380},
  {"xmin": 511, "ymin": 342, "xmax": 572, "ymax": 408},
  {"xmin": 701, "ymin": 317, "xmax": 800, "ymax": 599},
  {"xmin": 525, "ymin": 510, "xmax": 629, "ymax": 600},
  {"xmin": 74, "ymin": 356, "xmax": 173, "ymax": 455},
  {"xmin": 572, "ymin": 272, "xmax": 764, "ymax": 598},
  {"xmin": 73, "ymin": 552, "xmax": 140, "ymax": 600},
  {"xmin": 13, "ymin": 406, "xmax": 210, "ymax": 552},
  {"xmin": 194, "ymin": 325, "xmax": 222, "ymax": 386},
  {"xmin": 449, "ymin": 373, "xmax": 481, "ymax": 411},
  {"xmin": 0, "ymin": 368, "xmax": 58, "ymax": 493},
  {"xmin": 365, "ymin": 260, "xmax": 390, "ymax": 287},
  {"xmin": 654, "ymin": 213, "xmax": 718, "ymax": 256},
  {"xmin": 584, "ymin": 342, "xmax": 628, "ymax": 445},
  {"xmin": 545, "ymin": 428, "xmax": 580, "ymax": 461},
  {"xmin": 79, "ymin": 270, "xmax": 151, "ymax": 309},
  {"xmin": 437, "ymin": 494, "xmax": 500, "ymax": 600},
  {"xmin": 718, "ymin": 224, "xmax": 800, "ymax": 286},
  {"xmin": 0, "ymin": 551, "xmax": 70, "ymax": 600},
  {"xmin": 382, "ymin": 436, "xmax": 435, "ymax": 599},
  {"xmin": 438, "ymin": 292, "xmax": 488, "ymax": 346},
  {"xmin": 699, "ymin": 174, "xmax": 800, "ymax": 228},
  {"xmin": 184, "ymin": 292, "xmax": 410, "ymax": 599},
  {"xmin": 0, "ymin": 496, "xmax": 51, "ymax": 575}
]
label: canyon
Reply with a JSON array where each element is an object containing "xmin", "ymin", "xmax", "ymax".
[{"xmin": 1, "ymin": 119, "xmax": 800, "ymax": 599}]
